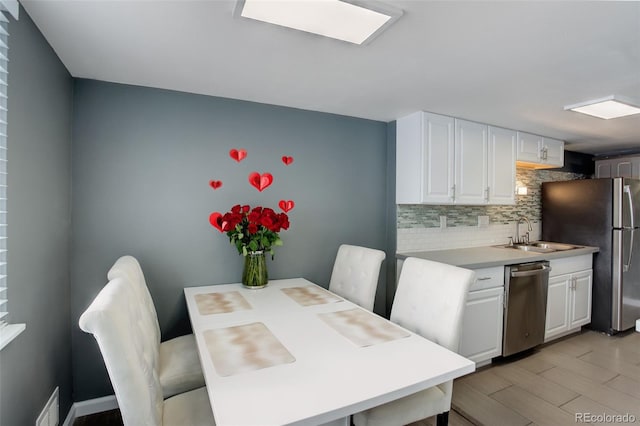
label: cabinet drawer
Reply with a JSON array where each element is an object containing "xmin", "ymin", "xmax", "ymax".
[
  {"xmin": 549, "ymin": 255, "xmax": 592, "ymax": 277},
  {"xmin": 470, "ymin": 266, "xmax": 504, "ymax": 291}
]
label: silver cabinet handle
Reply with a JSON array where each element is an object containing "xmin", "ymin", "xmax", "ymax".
[
  {"xmin": 477, "ymin": 277, "xmax": 492, "ymax": 281},
  {"xmin": 511, "ymin": 265, "xmax": 551, "ymax": 278}
]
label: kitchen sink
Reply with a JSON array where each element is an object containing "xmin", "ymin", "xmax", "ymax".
[
  {"xmin": 508, "ymin": 244, "xmax": 555, "ymax": 253},
  {"xmin": 496, "ymin": 241, "xmax": 579, "ymax": 253},
  {"xmin": 529, "ymin": 242, "xmax": 577, "ymax": 251},
  {"xmin": 496, "ymin": 241, "xmax": 580, "ymax": 253}
]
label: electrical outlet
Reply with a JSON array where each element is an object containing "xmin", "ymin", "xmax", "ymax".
[{"xmin": 478, "ymin": 215, "xmax": 489, "ymax": 227}]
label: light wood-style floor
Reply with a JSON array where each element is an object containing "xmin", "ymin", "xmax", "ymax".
[
  {"xmin": 76, "ymin": 330, "xmax": 639, "ymax": 426},
  {"xmin": 411, "ymin": 329, "xmax": 640, "ymax": 426}
]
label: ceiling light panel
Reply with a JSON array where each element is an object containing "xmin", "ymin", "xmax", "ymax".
[
  {"xmin": 565, "ymin": 96, "xmax": 640, "ymax": 119},
  {"xmin": 236, "ymin": 0, "xmax": 401, "ymax": 45}
]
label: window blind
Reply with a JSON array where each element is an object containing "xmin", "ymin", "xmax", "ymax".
[
  {"xmin": 0, "ymin": 1, "xmax": 20, "ymax": 349},
  {"xmin": 0, "ymin": 10, "xmax": 8, "ymax": 330}
]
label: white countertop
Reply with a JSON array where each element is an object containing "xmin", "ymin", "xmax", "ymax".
[{"xmin": 397, "ymin": 243, "xmax": 599, "ymax": 269}]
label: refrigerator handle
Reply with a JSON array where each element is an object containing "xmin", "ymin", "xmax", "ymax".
[
  {"xmin": 624, "ymin": 185, "xmax": 635, "ymax": 229},
  {"xmin": 624, "ymin": 228, "xmax": 634, "ymax": 272}
]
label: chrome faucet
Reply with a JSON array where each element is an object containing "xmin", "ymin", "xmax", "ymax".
[{"xmin": 516, "ymin": 216, "xmax": 533, "ymax": 244}]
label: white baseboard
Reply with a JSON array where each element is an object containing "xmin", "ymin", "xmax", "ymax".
[{"xmin": 62, "ymin": 395, "xmax": 118, "ymax": 426}]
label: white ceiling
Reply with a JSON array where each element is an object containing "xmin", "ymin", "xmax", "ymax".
[{"xmin": 21, "ymin": 0, "xmax": 640, "ymax": 155}]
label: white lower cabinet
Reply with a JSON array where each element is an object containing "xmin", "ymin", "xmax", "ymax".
[
  {"xmin": 460, "ymin": 266, "xmax": 504, "ymax": 364},
  {"xmin": 544, "ymin": 256, "xmax": 593, "ymax": 342},
  {"xmin": 460, "ymin": 287, "xmax": 504, "ymax": 364},
  {"xmin": 569, "ymin": 270, "xmax": 592, "ymax": 328},
  {"xmin": 545, "ymin": 275, "xmax": 570, "ymax": 338}
]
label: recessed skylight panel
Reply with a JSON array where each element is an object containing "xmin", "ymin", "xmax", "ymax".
[
  {"xmin": 565, "ymin": 96, "xmax": 640, "ymax": 120},
  {"xmin": 237, "ymin": 0, "xmax": 400, "ymax": 45}
]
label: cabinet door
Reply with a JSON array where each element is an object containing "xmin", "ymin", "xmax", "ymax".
[
  {"xmin": 542, "ymin": 138, "xmax": 564, "ymax": 167},
  {"xmin": 616, "ymin": 159, "xmax": 633, "ymax": 178},
  {"xmin": 488, "ymin": 126, "xmax": 516, "ymax": 205},
  {"xmin": 516, "ymin": 132, "xmax": 542, "ymax": 163},
  {"xmin": 455, "ymin": 119, "xmax": 488, "ymax": 204},
  {"xmin": 569, "ymin": 270, "xmax": 592, "ymax": 328},
  {"xmin": 459, "ymin": 287, "xmax": 504, "ymax": 363},
  {"xmin": 422, "ymin": 113, "xmax": 455, "ymax": 203},
  {"xmin": 595, "ymin": 159, "xmax": 613, "ymax": 178},
  {"xmin": 396, "ymin": 112, "xmax": 454, "ymax": 204},
  {"xmin": 631, "ymin": 157, "xmax": 640, "ymax": 178},
  {"xmin": 545, "ymin": 274, "xmax": 570, "ymax": 341}
]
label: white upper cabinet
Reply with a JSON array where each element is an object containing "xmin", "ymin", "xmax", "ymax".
[
  {"xmin": 488, "ymin": 126, "xmax": 517, "ymax": 205},
  {"xmin": 516, "ymin": 132, "xmax": 564, "ymax": 168},
  {"xmin": 516, "ymin": 132, "xmax": 543, "ymax": 163},
  {"xmin": 396, "ymin": 112, "xmax": 515, "ymax": 205},
  {"xmin": 595, "ymin": 156, "xmax": 640, "ymax": 178},
  {"xmin": 543, "ymin": 137, "xmax": 564, "ymax": 166},
  {"xmin": 455, "ymin": 119, "xmax": 488, "ymax": 204},
  {"xmin": 396, "ymin": 112, "xmax": 454, "ymax": 204}
]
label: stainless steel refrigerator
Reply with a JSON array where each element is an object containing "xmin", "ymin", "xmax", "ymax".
[{"xmin": 542, "ymin": 178, "xmax": 640, "ymax": 334}]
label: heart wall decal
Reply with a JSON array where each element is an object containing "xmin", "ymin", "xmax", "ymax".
[
  {"xmin": 248, "ymin": 172, "xmax": 273, "ymax": 192},
  {"xmin": 209, "ymin": 180, "xmax": 223, "ymax": 190},
  {"xmin": 281, "ymin": 156, "xmax": 294, "ymax": 166},
  {"xmin": 278, "ymin": 200, "xmax": 295, "ymax": 213},
  {"xmin": 209, "ymin": 212, "xmax": 224, "ymax": 232},
  {"xmin": 229, "ymin": 149, "xmax": 247, "ymax": 163}
]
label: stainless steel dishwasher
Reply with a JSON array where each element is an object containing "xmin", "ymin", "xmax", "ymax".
[{"xmin": 503, "ymin": 261, "xmax": 551, "ymax": 357}]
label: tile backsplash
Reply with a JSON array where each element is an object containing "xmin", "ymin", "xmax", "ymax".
[{"xmin": 397, "ymin": 168, "xmax": 588, "ymax": 252}]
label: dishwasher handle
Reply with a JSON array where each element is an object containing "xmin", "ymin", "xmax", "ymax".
[{"xmin": 510, "ymin": 265, "xmax": 551, "ymax": 278}]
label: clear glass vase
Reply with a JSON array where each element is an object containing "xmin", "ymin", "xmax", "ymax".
[{"xmin": 242, "ymin": 250, "xmax": 268, "ymax": 289}]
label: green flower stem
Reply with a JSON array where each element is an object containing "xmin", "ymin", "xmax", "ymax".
[{"xmin": 242, "ymin": 251, "xmax": 268, "ymax": 287}]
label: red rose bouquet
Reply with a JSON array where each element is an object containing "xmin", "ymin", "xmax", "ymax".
[{"xmin": 215, "ymin": 204, "xmax": 290, "ymax": 257}]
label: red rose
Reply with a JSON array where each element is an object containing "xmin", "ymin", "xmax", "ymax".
[
  {"xmin": 248, "ymin": 223, "xmax": 258, "ymax": 234},
  {"xmin": 242, "ymin": 205, "xmax": 250, "ymax": 213},
  {"xmin": 222, "ymin": 212, "xmax": 242, "ymax": 231},
  {"xmin": 231, "ymin": 204, "xmax": 241, "ymax": 214},
  {"xmin": 278, "ymin": 213, "xmax": 290, "ymax": 230},
  {"xmin": 248, "ymin": 210, "xmax": 261, "ymax": 223},
  {"xmin": 260, "ymin": 215, "xmax": 275, "ymax": 230}
]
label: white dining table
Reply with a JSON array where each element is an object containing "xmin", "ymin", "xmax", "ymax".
[{"xmin": 184, "ymin": 278, "xmax": 475, "ymax": 426}]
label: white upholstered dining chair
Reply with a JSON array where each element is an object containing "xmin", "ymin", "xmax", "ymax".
[
  {"xmin": 328, "ymin": 244, "xmax": 386, "ymax": 311},
  {"xmin": 353, "ymin": 257, "xmax": 475, "ymax": 426},
  {"xmin": 79, "ymin": 277, "xmax": 215, "ymax": 426},
  {"xmin": 107, "ymin": 255, "xmax": 205, "ymax": 398}
]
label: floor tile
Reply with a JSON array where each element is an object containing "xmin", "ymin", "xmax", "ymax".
[
  {"xmin": 452, "ymin": 381, "xmax": 530, "ymax": 426},
  {"xmin": 579, "ymin": 350, "xmax": 640, "ymax": 382},
  {"xmin": 491, "ymin": 363, "xmax": 578, "ymax": 406},
  {"xmin": 491, "ymin": 385, "xmax": 575, "ymax": 425},
  {"xmin": 605, "ymin": 374, "xmax": 640, "ymax": 399},
  {"xmin": 456, "ymin": 368, "xmax": 512, "ymax": 396},
  {"xmin": 540, "ymin": 366, "xmax": 640, "ymax": 418},
  {"xmin": 531, "ymin": 350, "xmax": 618, "ymax": 383},
  {"xmin": 561, "ymin": 395, "xmax": 624, "ymax": 426}
]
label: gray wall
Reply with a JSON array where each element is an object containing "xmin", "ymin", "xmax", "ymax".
[
  {"xmin": 0, "ymin": 7, "xmax": 73, "ymax": 426},
  {"xmin": 71, "ymin": 80, "xmax": 389, "ymax": 400}
]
